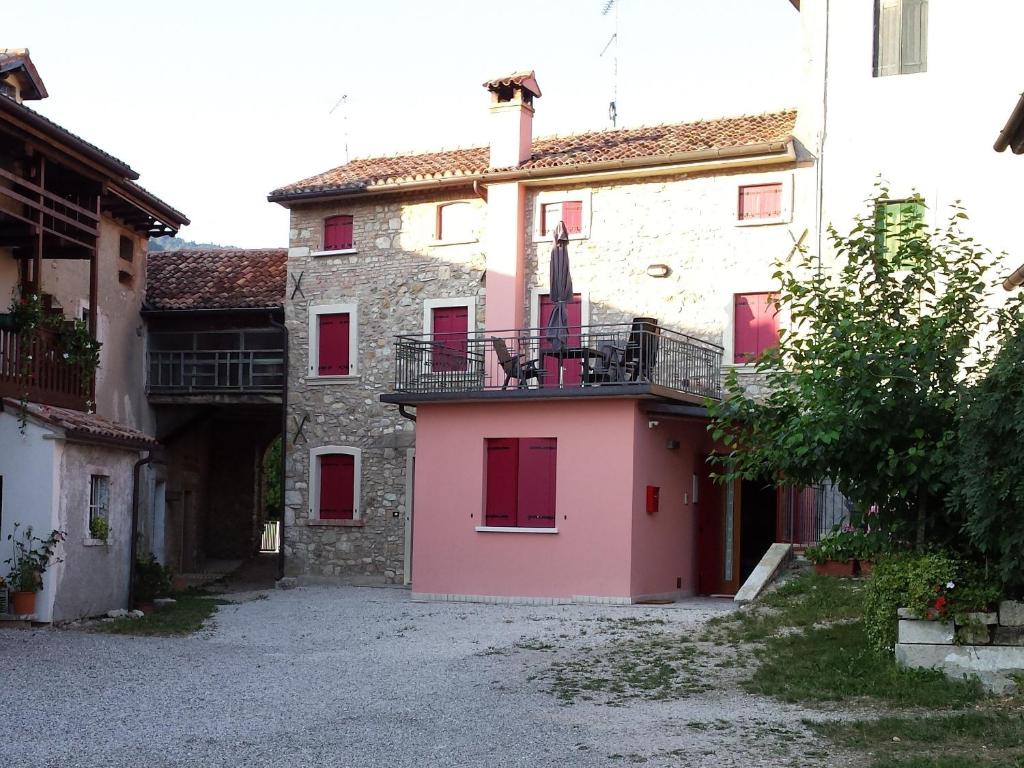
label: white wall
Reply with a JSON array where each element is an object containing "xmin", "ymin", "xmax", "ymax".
[{"xmin": 798, "ymin": 1, "xmax": 1024, "ymax": 265}]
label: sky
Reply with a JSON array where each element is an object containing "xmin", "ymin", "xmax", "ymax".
[{"xmin": 8, "ymin": 0, "xmax": 802, "ymax": 247}]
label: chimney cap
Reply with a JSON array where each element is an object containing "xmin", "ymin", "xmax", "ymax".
[{"xmin": 482, "ymin": 70, "xmax": 542, "ymax": 99}]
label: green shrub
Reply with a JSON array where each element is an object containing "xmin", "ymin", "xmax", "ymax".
[
  {"xmin": 134, "ymin": 553, "xmax": 172, "ymax": 602},
  {"xmin": 864, "ymin": 553, "xmax": 1001, "ymax": 654}
]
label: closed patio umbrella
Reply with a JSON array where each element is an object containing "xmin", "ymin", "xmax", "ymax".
[{"xmin": 545, "ymin": 221, "xmax": 573, "ymax": 354}]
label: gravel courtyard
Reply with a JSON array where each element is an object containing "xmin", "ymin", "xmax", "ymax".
[{"xmin": 0, "ymin": 586, "xmax": 849, "ymax": 767}]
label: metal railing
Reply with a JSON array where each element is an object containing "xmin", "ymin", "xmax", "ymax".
[
  {"xmin": 777, "ymin": 481, "xmax": 852, "ymax": 547},
  {"xmin": 148, "ymin": 349, "xmax": 285, "ymax": 393},
  {"xmin": 393, "ymin": 321, "xmax": 723, "ymax": 400},
  {"xmin": 260, "ymin": 520, "xmax": 281, "ymax": 553},
  {"xmin": 0, "ymin": 327, "xmax": 92, "ymax": 410}
]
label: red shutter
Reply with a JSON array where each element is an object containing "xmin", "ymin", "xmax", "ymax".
[
  {"xmin": 317, "ymin": 313, "xmax": 351, "ymax": 375},
  {"xmin": 431, "ymin": 306, "xmax": 469, "ymax": 372},
  {"xmin": 756, "ymin": 293, "xmax": 780, "ymax": 356},
  {"xmin": 324, "ymin": 215, "xmax": 354, "ymax": 250},
  {"xmin": 562, "ymin": 201, "xmax": 583, "ymax": 234},
  {"xmin": 516, "ymin": 438, "xmax": 556, "ymax": 528},
  {"xmin": 734, "ymin": 294, "xmax": 758, "ymax": 363},
  {"xmin": 738, "ymin": 184, "xmax": 782, "ymax": 220},
  {"xmin": 485, "ymin": 439, "xmax": 518, "ymax": 527},
  {"xmin": 319, "ymin": 453, "xmax": 355, "ymax": 520}
]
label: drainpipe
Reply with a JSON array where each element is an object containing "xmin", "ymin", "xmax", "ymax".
[
  {"xmin": 398, "ymin": 404, "xmax": 416, "ymax": 422},
  {"xmin": 129, "ymin": 451, "xmax": 164, "ymax": 608},
  {"xmin": 269, "ymin": 311, "xmax": 288, "ymax": 580}
]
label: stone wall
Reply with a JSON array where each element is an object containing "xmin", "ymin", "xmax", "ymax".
[{"xmin": 283, "ymin": 187, "xmax": 486, "ymax": 581}]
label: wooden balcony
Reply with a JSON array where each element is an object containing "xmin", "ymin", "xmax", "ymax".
[{"xmin": 0, "ymin": 327, "xmax": 92, "ymax": 411}]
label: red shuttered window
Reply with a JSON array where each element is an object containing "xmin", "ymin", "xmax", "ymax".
[
  {"xmin": 541, "ymin": 201, "xmax": 584, "ymax": 237},
  {"xmin": 317, "ymin": 313, "xmax": 351, "ymax": 375},
  {"xmin": 733, "ymin": 293, "xmax": 780, "ymax": 363},
  {"xmin": 318, "ymin": 453, "xmax": 355, "ymax": 520},
  {"xmin": 484, "ymin": 438, "xmax": 557, "ymax": 529},
  {"xmin": 431, "ymin": 305, "xmax": 469, "ymax": 372},
  {"xmin": 737, "ymin": 183, "xmax": 783, "ymax": 221},
  {"xmin": 324, "ymin": 215, "xmax": 354, "ymax": 251}
]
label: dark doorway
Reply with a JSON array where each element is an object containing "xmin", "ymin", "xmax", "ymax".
[{"xmin": 739, "ymin": 480, "xmax": 777, "ymax": 584}]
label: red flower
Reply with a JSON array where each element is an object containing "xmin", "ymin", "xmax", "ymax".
[{"xmin": 934, "ymin": 596, "xmax": 948, "ymax": 613}]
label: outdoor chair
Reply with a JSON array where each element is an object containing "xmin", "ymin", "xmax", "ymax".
[
  {"xmin": 490, "ymin": 336, "xmax": 545, "ymax": 390},
  {"xmin": 582, "ymin": 341, "xmax": 626, "ymax": 385},
  {"xmin": 624, "ymin": 317, "xmax": 660, "ymax": 382}
]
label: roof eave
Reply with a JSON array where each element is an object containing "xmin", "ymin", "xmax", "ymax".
[
  {"xmin": 268, "ymin": 139, "xmax": 795, "ymax": 205},
  {"xmin": 994, "ymin": 92, "xmax": 1024, "ymax": 153}
]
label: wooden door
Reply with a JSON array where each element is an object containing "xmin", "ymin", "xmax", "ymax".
[
  {"xmin": 696, "ymin": 464, "xmax": 742, "ymax": 595},
  {"xmin": 538, "ymin": 293, "xmax": 583, "ymax": 387}
]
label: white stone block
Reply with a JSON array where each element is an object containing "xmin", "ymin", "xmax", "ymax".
[
  {"xmin": 1000, "ymin": 601, "xmax": 1024, "ymax": 627},
  {"xmin": 897, "ymin": 607, "xmax": 917, "ymax": 619},
  {"xmin": 898, "ymin": 619, "xmax": 954, "ymax": 645},
  {"xmin": 897, "ymin": 642, "xmax": 1024, "ymax": 693}
]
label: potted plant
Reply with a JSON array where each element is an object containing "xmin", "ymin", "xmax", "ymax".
[
  {"xmin": 4, "ymin": 524, "xmax": 65, "ymax": 616},
  {"xmin": 134, "ymin": 553, "xmax": 172, "ymax": 613},
  {"xmin": 89, "ymin": 516, "xmax": 110, "ymax": 542},
  {"xmin": 805, "ymin": 527, "xmax": 858, "ymax": 577}
]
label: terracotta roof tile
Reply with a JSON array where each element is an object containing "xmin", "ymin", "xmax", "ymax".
[
  {"xmin": 6, "ymin": 399, "xmax": 159, "ymax": 449},
  {"xmin": 270, "ymin": 109, "xmax": 796, "ymax": 200},
  {"xmin": 146, "ymin": 248, "xmax": 287, "ymax": 311}
]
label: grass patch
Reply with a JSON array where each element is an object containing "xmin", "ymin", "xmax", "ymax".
[
  {"xmin": 747, "ymin": 619, "xmax": 983, "ymax": 707},
  {"xmin": 542, "ymin": 631, "xmax": 709, "ymax": 705},
  {"xmin": 92, "ymin": 595, "xmax": 228, "ymax": 636},
  {"xmin": 813, "ymin": 711, "xmax": 1024, "ymax": 767}
]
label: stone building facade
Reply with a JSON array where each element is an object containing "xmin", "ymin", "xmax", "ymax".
[{"xmin": 271, "ymin": 71, "xmax": 811, "ymax": 584}]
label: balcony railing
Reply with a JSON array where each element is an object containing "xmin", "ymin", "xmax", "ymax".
[
  {"xmin": 148, "ymin": 349, "xmax": 285, "ymax": 394},
  {"xmin": 0, "ymin": 327, "xmax": 92, "ymax": 410},
  {"xmin": 393, "ymin": 321, "xmax": 723, "ymax": 400}
]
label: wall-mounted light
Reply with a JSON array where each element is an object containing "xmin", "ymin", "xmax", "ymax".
[{"xmin": 646, "ymin": 264, "xmax": 671, "ymax": 278}]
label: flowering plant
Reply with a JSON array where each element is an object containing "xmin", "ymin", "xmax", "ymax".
[{"xmin": 4, "ymin": 523, "xmax": 66, "ymax": 593}]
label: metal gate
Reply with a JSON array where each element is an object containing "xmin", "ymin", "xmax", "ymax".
[{"xmin": 777, "ymin": 481, "xmax": 851, "ymax": 546}]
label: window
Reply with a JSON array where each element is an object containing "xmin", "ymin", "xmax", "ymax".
[
  {"xmin": 874, "ymin": 0, "xmax": 928, "ymax": 77},
  {"xmin": 875, "ymin": 199, "xmax": 924, "ymax": 263},
  {"xmin": 119, "ymin": 235, "xmax": 134, "ymax": 263},
  {"xmin": 89, "ymin": 475, "xmax": 110, "ymax": 529},
  {"xmin": 310, "ymin": 447, "xmax": 361, "ymax": 521},
  {"xmin": 435, "ymin": 202, "xmax": 475, "ymax": 242},
  {"xmin": 308, "ymin": 303, "xmax": 358, "ymax": 378},
  {"xmin": 430, "ymin": 305, "xmax": 469, "ymax": 372},
  {"xmin": 738, "ymin": 183, "xmax": 783, "ymax": 221},
  {"xmin": 323, "ymin": 215, "xmax": 354, "ymax": 251},
  {"xmin": 483, "ymin": 438, "xmax": 557, "ymax": 529},
  {"xmin": 540, "ymin": 200, "xmax": 583, "ymax": 238},
  {"xmin": 733, "ymin": 293, "xmax": 780, "ymax": 364}
]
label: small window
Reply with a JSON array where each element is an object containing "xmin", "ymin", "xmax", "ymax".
[
  {"xmin": 323, "ymin": 215, "xmax": 354, "ymax": 251},
  {"xmin": 119, "ymin": 235, "xmax": 134, "ymax": 263},
  {"xmin": 484, "ymin": 438, "xmax": 556, "ymax": 529},
  {"xmin": 738, "ymin": 183, "xmax": 783, "ymax": 221},
  {"xmin": 733, "ymin": 293, "xmax": 780, "ymax": 364},
  {"xmin": 541, "ymin": 201, "xmax": 583, "ymax": 238},
  {"xmin": 309, "ymin": 303, "xmax": 357, "ymax": 378},
  {"xmin": 436, "ymin": 202, "xmax": 475, "ymax": 242},
  {"xmin": 874, "ymin": 0, "xmax": 928, "ymax": 77},
  {"xmin": 89, "ymin": 475, "xmax": 110, "ymax": 529},
  {"xmin": 875, "ymin": 199, "xmax": 924, "ymax": 263}
]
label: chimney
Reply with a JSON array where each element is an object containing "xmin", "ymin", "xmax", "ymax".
[{"xmin": 483, "ymin": 70, "xmax": 541, "ymax": 169}]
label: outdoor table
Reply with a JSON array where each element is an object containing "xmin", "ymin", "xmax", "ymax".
[{"xmin": 541, "ymin": 345, "xmax": 608, "ymax": 386}]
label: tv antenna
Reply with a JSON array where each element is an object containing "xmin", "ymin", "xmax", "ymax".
[
  {"xmin": 329, "ymin": 93, "xmax": 350, "ymax": 163},
  {"xmin": 601, "ymin": 0, "xmax": 619, "ymax": 127}
]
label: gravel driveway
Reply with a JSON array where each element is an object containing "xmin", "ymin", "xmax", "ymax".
[{"xmin": 0, "ymin": 586, "xmax": 845, "ymax": 767}]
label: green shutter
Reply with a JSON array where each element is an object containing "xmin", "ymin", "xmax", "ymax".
[
  {"xmin": 876, "ymin": 200, "xmax": 924, "ymax": 264},
  {"xmin": 900, "ymin": 0, "xmax": 928, "ymax": 74}
]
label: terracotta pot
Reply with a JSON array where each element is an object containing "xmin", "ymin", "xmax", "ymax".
[
  {"xmin": 11, "ymin": 590, "xmax": 36, "ymax": 616},
  {"xmin": 134, "ymin": 601, "xmax": 155, "ymax": 615},
  {"xmin": 857, "ymin": 560, "xmax": 874, "ymax": 578},
  {"xmin": 814, "ymin": 559, "xmax": 856, "ymax": 577}
]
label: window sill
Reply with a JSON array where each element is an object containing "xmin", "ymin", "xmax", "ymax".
[
  {"xmin": 475, "ymin": 526, "xmax": 558, "ymax": 534},
  {"xmin": 83, "ymin": 538, "xmax": 109, "ymax": 547},
  {"xmin": 310, "ymin": 248, "xmax": 358, "ymax": 257},
  {"xmin": 308, "ymin": 518, "xmax": 365, "ymax": 527},
  {"xmin": 305, "ymin": 375, "xmax": 361, "ymax": 385},
  {"xmin": 735, "ymin": 216, "xmax": 791, "ymax": 228},
  {"xmin": 430, "ymin": 238, "xmax": 478, "ymax": 248},
  {"xmin": 531, "ymin": 233, "xmax": 588, "ymax": 245}
]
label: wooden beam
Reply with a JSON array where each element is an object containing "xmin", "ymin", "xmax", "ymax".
[
  {"xmin": 32, "ymin": 154, "xmax": 43, "ymax": 293},
  {"xmin": 0, "ymin": 165, "xmax": 100, "ymax": 223}
]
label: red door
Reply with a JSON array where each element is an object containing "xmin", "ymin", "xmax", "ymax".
[
  {"xmin": 431, "ymin": 306, "xmax": 469, "ymax": 372},
  {"xmin": 319, "ymin": 453, "xmax": 355, "ymax": 520},
  {"xmin": 696, "ymin": 463, "xmax": 723, "ymax": 595},
  {"xmin": 539, "ymin": 293, "xmax": 583, "ymax": 387}
]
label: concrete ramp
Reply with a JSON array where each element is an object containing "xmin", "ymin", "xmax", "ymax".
[{"xmin": 734, "ymin": 543, "xmax": 793, "ymax": 604}]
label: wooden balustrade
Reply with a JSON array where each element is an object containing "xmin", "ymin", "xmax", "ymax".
[{"xmin": 0, "ymin": 326, "xmax": 92, "ymax": 411}]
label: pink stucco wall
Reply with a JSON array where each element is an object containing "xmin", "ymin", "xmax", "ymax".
[
  {"xmin": 629, "ymin": 415, "xmax": 711, "ymax": 598},
  {"xmin": 411, "ymin": 398, "xmax": 708, "ymax": 600}
]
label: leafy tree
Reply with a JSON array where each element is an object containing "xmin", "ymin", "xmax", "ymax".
[
  {"xmin": 708, "ymin": 189, "xmax": 1006, "ymax": 548},
  {"xmin": 263, "ymin": 436, "xmax": 282, "ymax": 518}
]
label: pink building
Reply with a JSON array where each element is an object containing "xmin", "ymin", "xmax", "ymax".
[{"xmin": 272, "ymin": 71, "xmax": 814, "ymax": 600}]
